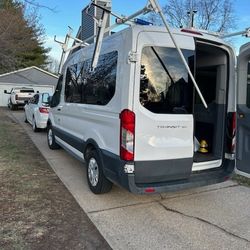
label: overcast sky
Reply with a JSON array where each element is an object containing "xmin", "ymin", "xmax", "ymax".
[{"xmin": 37, "ymin": 0, "xmax": 250, "ymax": 60}]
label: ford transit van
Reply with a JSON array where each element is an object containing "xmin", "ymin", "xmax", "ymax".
[{"xmin": 47, "ymin": 25, "xmax": 250, "ymax": 194}]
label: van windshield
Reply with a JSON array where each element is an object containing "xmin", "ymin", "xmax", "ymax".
[{"xmin": 140, "ymin": 46, "xmax": 194, "ymax": 114}]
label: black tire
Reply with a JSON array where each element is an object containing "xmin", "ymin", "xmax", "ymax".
[
  {"xmin": 86, "ymin": 150, "xmax": 112, "ymax": 194},
  {"xmin": 47, "ymin": 125, "xmax": 60, "ymax": 150},
  {"xmin": 10, "ymin": 102, "xmax": 16, "ymax": 110},
  {"xmin": 32, "ymin": 116, "xmax": 39, "ymax": 132}
]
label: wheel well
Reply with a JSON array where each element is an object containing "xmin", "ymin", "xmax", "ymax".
[
  {"xmin": 84, "ymin": 143, "xmax": 96, "ymax": 160},
  {"xmin": 47, "ymin": 120, "xmax": 51, "ymax": 127}
]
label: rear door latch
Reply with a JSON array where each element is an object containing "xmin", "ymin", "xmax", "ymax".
[{"xmin": 128, "ymin": 51, "xmax": 139, "ymax": 63}]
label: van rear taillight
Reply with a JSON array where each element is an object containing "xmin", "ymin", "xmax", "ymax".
[
  {"xmin": 39, "ymin": 107, "xmax": 49, "ymax": 114},
  {"xmin": 120, "ymin": 109, "xmax": 135, "ymax": 161},
  {"xmin": 226, "ymin": 112, "xmax": 236, "ymax": 154}
]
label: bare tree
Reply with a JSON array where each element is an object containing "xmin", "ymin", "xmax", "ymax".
[
  {"xmin": 147, "ymin": 0, "xmax": 236, "ymax": 33},
  {"xmin": 46, "ymin": 56, "xmax": 60, "ymax": 75},
  {"xmin": 21, "ymin": 0, "xmax": 57, "ymax": 12}
]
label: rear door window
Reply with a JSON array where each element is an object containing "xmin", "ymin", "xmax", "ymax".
[{"xmin": 140, "ymin": 47, "xmax": 194, "ymax": 114}]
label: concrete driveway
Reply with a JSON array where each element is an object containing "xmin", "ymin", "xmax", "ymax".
[{"xmin": 10, "ymin": 110, "xmax": 250, "ymax": 250}]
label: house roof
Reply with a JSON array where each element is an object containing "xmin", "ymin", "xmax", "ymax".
[{"xmin": 0, "ymin": 66, "xmax": 58, "ymax": 86}]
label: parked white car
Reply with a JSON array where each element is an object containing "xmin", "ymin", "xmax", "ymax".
[{"xmin": 24, "ymin": 93, "xmax": 51, "ymax": 132}]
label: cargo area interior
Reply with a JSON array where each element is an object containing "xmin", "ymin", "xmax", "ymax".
[{"xmin": 193, "ymin": 41, "xmax": 228, "ymax": 163}]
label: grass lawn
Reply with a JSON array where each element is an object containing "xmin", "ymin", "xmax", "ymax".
[{"xmin": 0, "ymin": 109, "xmax": 111, "ymax": 250}]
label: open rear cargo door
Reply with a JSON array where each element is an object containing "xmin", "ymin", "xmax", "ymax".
[{"xmin": 236, "ymin": 42, "xmax": 250, "ymax": 178}]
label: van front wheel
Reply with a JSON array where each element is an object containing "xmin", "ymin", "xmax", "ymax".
[
  {"xmin": 47, "ymin": 125, "xmax": 60, "ymax": 150},
  {"xmin": 86, "ymin": 150, "xmax": 112, "ymax": 194}
]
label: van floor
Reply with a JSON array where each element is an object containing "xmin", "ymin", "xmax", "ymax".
[{"xmin": 193, "ymin": 152, "xmax": 219, "ymax": 162}]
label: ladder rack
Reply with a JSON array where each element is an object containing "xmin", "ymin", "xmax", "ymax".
[
  {"xmin": 220, "ymin": 27, "xmax": 250, "ymax": 39},
  {"xmin": 55, "ymin": 0, "xmax": 208, "ymax": 109},
  {"xmin": 55, "ymin": 0, "xmax": 249, "ymax": 109}
]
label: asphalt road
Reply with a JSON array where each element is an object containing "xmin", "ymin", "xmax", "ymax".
[{"xmin": 10, "ymin": 110, "xmax": 250, "ymax": 250}]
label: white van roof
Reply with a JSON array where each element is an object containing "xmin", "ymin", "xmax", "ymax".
[{"xmin": 63, "ymin": 25, "xmax": 230, "ymax": 71}]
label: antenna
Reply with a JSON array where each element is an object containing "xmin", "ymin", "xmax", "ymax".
[{"xmin": 187, "ymin": 10, "xmax": 197, "ymax": 28}]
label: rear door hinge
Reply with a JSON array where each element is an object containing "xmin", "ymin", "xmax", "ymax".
[{"xmin": 128, "ymin": 51, "xmax": 139, "ymax": 63}]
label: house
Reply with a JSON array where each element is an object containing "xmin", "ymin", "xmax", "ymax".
[
  {"xmin": 70, "ymin": 0, "xmax": 111, "ymax": 56},
  {"xmin": 0, "ymin": 66, "xmax": 58, "ymax": 107},
  {"xmin": 81, "ymin": 0, "xmax": 111, "ymax": 44}
]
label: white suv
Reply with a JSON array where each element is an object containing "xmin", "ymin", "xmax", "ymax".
[{"xmin": 47, "ymin": 25, "xmax": 250, "ymax": 194}]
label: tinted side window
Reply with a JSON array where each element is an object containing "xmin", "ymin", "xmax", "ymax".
[
  {"xmin": 84, "ymin": 51, "xmax": 117, "ymax": 105},
  {"xmin": 140, "ymin": 47, "xmax": 194, "ymax": 114},
  {"xmin": 65, "ymin": 63, "xmax": 84, "ymax": 103},
  {"xmin": 34, "ymin": 94, "xmax": 39, "ymax": 104},
  {"xmin": 29, "ymin": 97, "xmax": 35, "ymax": 104},
  {"xmin": 247, "ymin": 62, "xmax": 250, "ymax": 108},
  {"xmin": 64, "ymin": 51, "xmax": 118, "ymax": 105},
  {"xmin": 51, "ymin": 75, "xmax": 63, "ymax": 108}
]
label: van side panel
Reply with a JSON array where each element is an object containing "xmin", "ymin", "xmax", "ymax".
[{"xmin": 53, "ymin": 30, "xmax": 134, "ymax": 160}]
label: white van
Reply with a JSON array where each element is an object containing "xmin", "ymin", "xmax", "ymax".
[{"xmin": 47, "ymin": 25, "xmax": 250, "ymax": 194}]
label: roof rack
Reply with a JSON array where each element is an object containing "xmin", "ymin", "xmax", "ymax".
[
  {"xmin": 220, "ymin": 27, "xmax": 250, "ymax": 39},
  {"xmin": 55, "ymin": 1, "xmax": 250, "ymax": 109}
]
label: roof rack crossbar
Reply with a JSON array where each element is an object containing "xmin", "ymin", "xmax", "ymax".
[{"xmin": 220, "ymin": 27, "xmax": 250, "ymax": 39}]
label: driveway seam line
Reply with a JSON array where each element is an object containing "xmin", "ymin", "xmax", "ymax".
[
  {"xmin": 161, "ymin": 184, "xmax": 239, "ymax": 201},
  {"xmin": 158, "ymin": 202, "xmax": 250, "ymax": 244},
  {"xmin": 87, "ymin": 200, "xmax": 158, "ymax": 214}
]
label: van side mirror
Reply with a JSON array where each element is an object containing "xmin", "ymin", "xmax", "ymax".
[{"xmin": 4, "ymin": 90, "xmax": 10, "ymax": 94}]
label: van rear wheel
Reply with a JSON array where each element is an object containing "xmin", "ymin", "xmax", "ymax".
[{"xmin": 86, "ymin": 150, "xmax": 112, "ymax": 194}]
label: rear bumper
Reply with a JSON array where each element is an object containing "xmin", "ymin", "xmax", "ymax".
[
  {"xmin": 36, "ymin": 114, "xmax": 48, "ymax": 129},
  {"xmin": 127, "ymin": 160, "xmax": 235, "ymax": 194},
  {"xmin": 101, "ymin": 150, "xmax": 235, "ymax": 194},
  {"xmin": 36, "ymin": 121, "xmax": 47, "ymax": 129},
  {"xmin": 15, "ymin": 101, "xmax": 26, "ymax": 105}
]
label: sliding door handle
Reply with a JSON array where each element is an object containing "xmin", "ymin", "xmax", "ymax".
[{"xmin": 57, "ymin": 105, "xmax": 63, "ymax": 111}]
